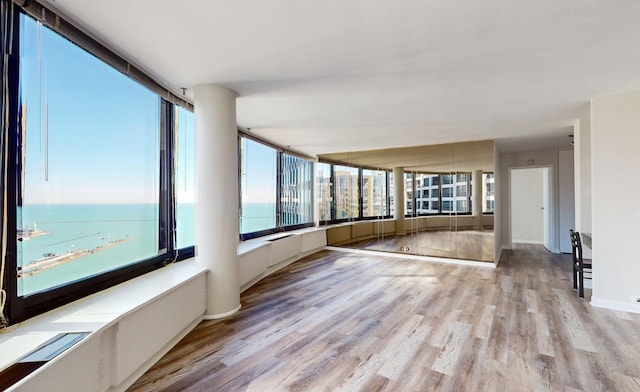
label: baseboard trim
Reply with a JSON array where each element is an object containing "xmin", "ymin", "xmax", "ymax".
[
  {"xmin": 325, "ymin": 246, "xmax": 495, "ymax": 268},
  {"xmin": 512, "ymin": 239, "xmax": 544, "ymax": 244},
  {"xmin": 590, "ymin": 297, "xmax": 640, "ymax": 315},
  {"xmin": 203, "ymin": 303, "xmax": 242, "ymax": 320},
  {"xmin": 240, "ymin": 246, "xmax": 325, "ymax": 294},
  {"xmin": 494, "ymin": 248, "xmax": 503, "ymax": 266}
]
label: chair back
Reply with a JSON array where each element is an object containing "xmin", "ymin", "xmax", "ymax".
[{"xmin": 570, "ymin": 229, "xmax": 583, "ymax": 264}]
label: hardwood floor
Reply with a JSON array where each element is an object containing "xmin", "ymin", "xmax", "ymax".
[
  {"xmin": 128, "ymin": 245, "xmax": 640, "ymax": 391},
  {"xmin": 344, "ymin": 229, "xmax": 495, "ymax": 262}
]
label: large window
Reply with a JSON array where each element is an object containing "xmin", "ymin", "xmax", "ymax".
[
  {"xmin": 17, "ymin": 15, "xmax": 161, "ymax": 296},
  {"xmin": 482, "ymin": 172, "xmax": 495, "ymax": 213},
  {"xmin": 2, "ymin": 9, "xmax": 195, "ymax": 325},
  {"xmin": 320, "ymin": 162, "xmax": 389, "ymax": 223},
  {"xmin": 410, "ymin": 171, "xmax": 473, "ymax": 215},
  {"xmin": 175, "ymin": 107, "xmax": 195, "ymax": 249},
  {"xmin": 281, "ymin": 153, "xmax": 313, "ymax": 226},
  {"xmin": 317, "ymin": 162, "xmax": 333, "ymax": 222},
  {"xmin": 239, "ymin": 136, "xmax": 314, "ymax": 238},
  {"xmin": 404, "ymin": 173, "xmax": 414, "ymax": 216},
  {"xmin": 240, "ymin": 138, "xmax": 277, "ymax": 234},
  {"xmin": 362, "ymin": 169, "xmax": 387, "ymax": 217},
  {"xmin": 415, "ymin": 173, "xmax": 439, "ymax": 215},
  {"xmin": 333, "ymin": 165, "xmax": 359, "ymax": 219}
]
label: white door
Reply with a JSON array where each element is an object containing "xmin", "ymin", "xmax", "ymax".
[{"xmin": 510, "ymin": 168, "xmax": 544, "ymax": 245}]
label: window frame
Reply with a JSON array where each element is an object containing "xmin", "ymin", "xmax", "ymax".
[
  {"xmin": 318, "ymin": 160, "xmax": 392, "ymax": 225},
  {"xmin": 482, "ymin": 171, "xmax": 496, "ymax": 215},
  {"xmin": 238, "ymin": 133, "xmax": 315, "ymax": 241},
  {"xmin": 2, "ymin": 6, "xmax": 191, "ymax": 326},
  {"xmin": 332, "ymin": 164, "xmax": 361, "ymax": 221},
  {"xmin": 409, "ymin": 171, "xmax": 474, "ymax": 217},
  {"xmin": 173, "ymin": 105, "xmax": 196, "ymax": 257},
  {"xmin": 361, "ymin": 168, "xmax": 389, "ymax": 218},
  {"xmin": 318, "ymin": 165, "xmax": 484, "ymax": 224},
  {"xmin": 280, "ymin": 152, "xmax": 314, "ymax": 227}
]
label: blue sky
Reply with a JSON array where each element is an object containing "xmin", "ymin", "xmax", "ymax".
[
  {"xmin": 241, "ymin": 138, "xmax": 276, "ymax": 204},
  {"xmin": 20, "ymin": 14, "xmax": 276, "ymax": 206},
  {"xmin": 21, "ymin": 14, "xmax": 166, "ymax": 204}
]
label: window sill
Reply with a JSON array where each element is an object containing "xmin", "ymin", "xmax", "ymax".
[
  {"xmin": 0, "ymin": 259, "xmax": 206, "ymax": 376},
  {"xmin": 238, "ymin": 226, "xmax": 326, "ymax": 255}
]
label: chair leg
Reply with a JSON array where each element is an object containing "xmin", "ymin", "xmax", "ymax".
[
  {"xmin": 573, "ymin": 264, "xmax": 578, "ymax": 290},
  {"xmin": 578, "ymin": 268, "xmax": 584, "ymax": 298}
]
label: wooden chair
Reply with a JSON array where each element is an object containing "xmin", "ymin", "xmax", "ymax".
[{"xmin": 570, "ymin": 229, "xmax": 591, "ymax": 298}]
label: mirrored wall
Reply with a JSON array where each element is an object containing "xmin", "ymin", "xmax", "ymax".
[{"xmin": 318, "ymin": 141, "xmax": 495, "ymax": 262}]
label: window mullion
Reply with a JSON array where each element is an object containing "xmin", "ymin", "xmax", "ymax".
[
  {"xmin": 276, "ymin": 151, "xmax": 283, "ymax": 228},
  {"xmin": 2, "ymin": 2, "xmax": 21, "ymax": 328},
  {"xmin": 158, "ymin": 99, "xmax": 175, "ymax": 258}
]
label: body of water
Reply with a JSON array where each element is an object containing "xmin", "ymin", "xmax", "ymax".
[
  {"xmin": 241, "ymin": 203, "xmax": 276, "ymax": 234},
  {"xmin": 18, "ymin": 204, "xmax": 195, "ymax": 295},
  {"xmin": 17, "ymin": 202, "xmax": 277, "ymax": 295}
]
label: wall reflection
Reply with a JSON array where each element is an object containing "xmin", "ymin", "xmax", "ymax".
[{"xmin": 320, "ymin": 141, "xmax": 495, "ymax": 263}]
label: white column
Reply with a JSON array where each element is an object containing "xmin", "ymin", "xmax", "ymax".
[
  {"xmin": 194, "ymin": 84, "xmax": 240, "ymax": 319},
  {"xmin": 472, "ymin": 170, "xmax": 483, "ymax": 229},
  {"xmin": 393, "ymin": 167, "xmax": 405, "ymax": 235}
]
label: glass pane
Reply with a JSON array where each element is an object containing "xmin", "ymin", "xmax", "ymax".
[
  {"xmin": 240, "ymin": 138, "xmax": 277, "ymax": 233},
  {"xmin": 404, "ymin": 173, "xmax": 414, "ymax": 216},
  {"xmin": 362, "ymin": 169, "xmax": 387, "ymax": 217},
  {"xmin": 281, "ymin": 153, "xmax": 313, "ymax": 226},
  {"xmin": 333, "ymin": 165, "xmax": 359, "ymax": 219},
  {"xmin": 483, "ymin": 173, "xmax": 495, "ymax": 213},
  {"xmin": 18, "ymin": 15, "xmax": 160, "ymax": 296},
  {"xmin": 415, "ymin": 173, "xmax": 439, "ymax": 214},
  {"xmin": 175, "ymin": 106, "xmax": 195, "ymax": 248},
  {"xmin": 454, "ymin": 173, "xmax": 470, "ymax": 213},
  {"xmin": 316, "ymin": 162, "xmax": 332, "ymax": 221}
]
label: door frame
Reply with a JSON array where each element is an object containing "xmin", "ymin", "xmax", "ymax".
[{"xmin": 507, "ymin": 165, "xmax": 556, "ymax": 252}]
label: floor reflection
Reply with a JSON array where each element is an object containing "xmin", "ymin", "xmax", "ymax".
[{"xmin": 342, "ymin": 229, "xmax": 495, "ymax": 262}]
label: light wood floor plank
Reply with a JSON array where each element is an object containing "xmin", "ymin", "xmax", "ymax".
[{"xmin": 128, "ymin": 245, "xmax": 640, "ymax": 392}]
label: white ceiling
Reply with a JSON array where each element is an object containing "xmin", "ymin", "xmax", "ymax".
[{"xmin": 44, "ymin": 0, "xmax": 640, "ymax": 156}]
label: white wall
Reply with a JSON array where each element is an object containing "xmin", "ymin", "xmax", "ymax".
[
  {"xmin": 510, "ymin": 168, "xmax": 544, "ymax": 244},
  {"xmin": 573, "ymin": 116, "xmax": 593, "ymax": 259},
  {"xmin": 238, "ymin": 229, "xmax": 327, "ymax": 292},
  {"xmin": 7, "ymin": 262, "xmax": 207, "ymax": 392},
  {"xmin": 500, "ymin": 149, "xmax": 561, "ymax": 253},
  {"xmin": 558, "ymin": 149, "xmax": 575, "ymax": 253},
  {"xmin": 591, "ymin": 90, "xmax": 640, "ymax": 313}
]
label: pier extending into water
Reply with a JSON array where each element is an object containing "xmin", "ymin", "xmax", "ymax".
[{"xmin": 17, "ymin": 238, "xmax": 130, "ymax": 278}]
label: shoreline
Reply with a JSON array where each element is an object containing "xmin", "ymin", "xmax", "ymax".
[{"xmin": 18, "ymin": 237, "xmax": 130, "ymax": 278}]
